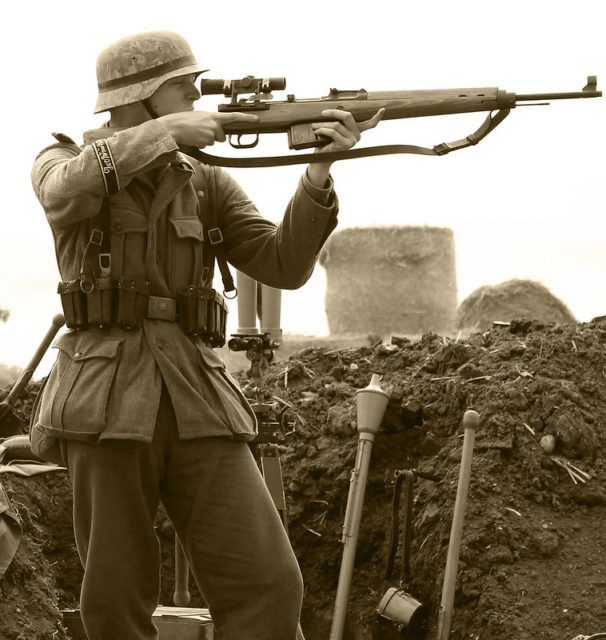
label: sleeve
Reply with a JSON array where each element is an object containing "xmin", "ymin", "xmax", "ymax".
[
  {"xmin": 31, "ymin": 120, "xmax": 180, "ymax": 230},
  {"xmin": 211, "ymin": 166, "xmax": 339, "ymax": 290}
]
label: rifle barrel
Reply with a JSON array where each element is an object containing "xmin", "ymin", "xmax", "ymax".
[{"xmin": 516, "ymin": 90, "xmax": 602, "ymax": 102}]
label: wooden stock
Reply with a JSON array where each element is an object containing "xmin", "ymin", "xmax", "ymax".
[{"xmin": 222, "ymin": 87, "xmax": 514, "ymax": 137}]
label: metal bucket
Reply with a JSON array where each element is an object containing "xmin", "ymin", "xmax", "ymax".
[{"xmin": 376, "ymin": 587, "xmax": 428, "ymax": 636}]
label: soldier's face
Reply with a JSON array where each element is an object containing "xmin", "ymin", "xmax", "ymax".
[{"xmin": 148, "ymin": 74, "xmax": 201, "ymax": 115}]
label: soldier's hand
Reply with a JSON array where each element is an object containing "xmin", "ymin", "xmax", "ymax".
[
  {"xmin": 159, "ymin": 111, "xmax": 260, "ymax": 148},
  {"xmin": 311, "ymin": 108, "xmax": 385, "ymax": 154}
]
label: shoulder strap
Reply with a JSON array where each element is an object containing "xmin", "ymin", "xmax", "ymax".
[
  {"xmin": 52, "ymin": 131, "xmax": 79, "ymax": 146},
  {"xmin": 48, "ymin": 132, "xmax": 111, "ymax": 291},
  {"xmin": 191, "ymin": 163, "xmax": 236, "ymax": 296}
]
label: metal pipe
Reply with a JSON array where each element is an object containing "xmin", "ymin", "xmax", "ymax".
[
  {"xmin": 260, "ymin": 283, "xmax": 282, "ymax": 344},
  {"xmin": 235, "ymin": 270, "xmax": 258, "ymax": 334},
  {"xmin": 436, "ymin": 410, "xmax": 479, "ymax": 640},
  {"xmin": 0, "ymin": 314, "xmax": 65, "ymax": 423},
  {"xmin": 330, "ymin": 435, "xmax": 375, "ymax": 640},
  {"xmin": 173, "ymin": 534, "xmax": 191, "ymax": 607}
]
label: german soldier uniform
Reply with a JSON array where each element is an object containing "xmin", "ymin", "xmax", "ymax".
[{"xmin": 31, "ymin": 31, "xmax": 338, "ymax": 640}]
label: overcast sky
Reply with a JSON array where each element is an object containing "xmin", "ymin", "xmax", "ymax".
[{"xmin": 0, "ymin": 0, "xmax": 604, "ymax": 371}]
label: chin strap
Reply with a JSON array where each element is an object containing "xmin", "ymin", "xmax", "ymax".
[
  {"xmin": 142, "ymin": 99, "xmax": 160, "ymax": 120},
  {"xmin": 184, "ymin": 108, "xmax": 511, "ymax": 168}
]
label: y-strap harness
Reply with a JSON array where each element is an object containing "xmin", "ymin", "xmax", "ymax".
[{"xmin": 55, "ymin": 133, "xmax": 233, "ymax": 346}]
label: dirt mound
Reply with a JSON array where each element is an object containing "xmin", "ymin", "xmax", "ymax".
[
  {"xmin": 2, "ymin": 316, "xmax": 606, "ymax": 639},
  {"xmin": 456, "ymin": 278, "xmax": 577, "ymax": 330},
  {"xmin": 247, "ymin": 318, "xmax": 606, "ymax": 639}
]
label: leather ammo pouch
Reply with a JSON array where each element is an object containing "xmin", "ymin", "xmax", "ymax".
[
  {"xmin": 57, "ymin": 279, "xmax": 88, "ymax": 330},
  {"xmin": 116, "ymin": 278, "xmax": 150, "ymax": 329},
  {"xmin": 177, "ymin": 286, "xmax": 228, "ymax": 347},
  {"xmin": 86, "ymin": 277, "xmax": 114, "ymax": 327}
]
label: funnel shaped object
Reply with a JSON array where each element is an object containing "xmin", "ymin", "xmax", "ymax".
[{"xmin": 356, "ymin": 373, "xmax": 389, "ymax": 435}]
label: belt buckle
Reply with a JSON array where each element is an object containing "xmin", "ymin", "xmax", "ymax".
[{"xmin": 148, "ymin": 296, "xmax": 176, "ymax": 321}]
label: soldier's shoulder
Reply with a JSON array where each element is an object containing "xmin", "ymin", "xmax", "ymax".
[
  {"xmin": 35, "ymin": 132, "xmax": 82, "ymax": 160},
  {"xmin": 52, "ymin": 132, "xmax": 79, "ymax": 146}
]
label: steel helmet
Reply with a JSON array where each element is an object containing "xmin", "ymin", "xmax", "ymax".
[{"xmin": 94, "ymin": 30, "xmax": 205, "ymax": 114}]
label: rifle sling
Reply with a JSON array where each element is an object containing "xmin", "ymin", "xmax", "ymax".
[{"xmin": 187, "ymin": 108, "xmax": 511, "ymax": 168}]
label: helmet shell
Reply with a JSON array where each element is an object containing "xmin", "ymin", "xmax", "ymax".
[{"xmin": 94, "ymin": 30, "xmax": 205, "ymax": 113}]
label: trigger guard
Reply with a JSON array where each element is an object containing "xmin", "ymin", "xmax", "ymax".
[{"xmin": 229, "ymin": 134, "xmax": 259, "ymax": 149}]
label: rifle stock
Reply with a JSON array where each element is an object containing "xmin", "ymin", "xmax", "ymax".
[{"xmin": 186, "ymin": 75, "xmax": 601, "ymax": 166}]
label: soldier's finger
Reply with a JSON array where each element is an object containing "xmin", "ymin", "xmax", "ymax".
[
  {"xmin": 313, "ymin": 126, "xmax": 351, "ymax": 149},
  {"xmin": 219, "ymin": 112, "xmax": 260, "ymax": 123},
  {"xmin": 312, "ymin": 120, "xmax": 359, "ymax": 141},
  {"xmin": 358, "ymin": 108, "xmax": 385, "ymax": 132},
  {"xmin": 320, "ymin": 109, "xmax": 358, "ymax": 127}
]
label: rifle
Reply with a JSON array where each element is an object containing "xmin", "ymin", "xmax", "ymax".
[{"xmin": 184, "ymin": 75, "xmax": 601, "ymax": 168}]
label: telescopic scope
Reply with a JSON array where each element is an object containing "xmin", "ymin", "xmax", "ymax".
[{"xmin": 201, "ymin": 76, "xmax": 286, "ymax": 97}]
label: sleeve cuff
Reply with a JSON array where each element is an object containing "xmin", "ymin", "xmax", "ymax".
[{"xmin": 302, "ymin": 168, "xmax": 335, "ymax": 207}]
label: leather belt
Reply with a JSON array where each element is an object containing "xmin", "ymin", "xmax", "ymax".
[{"xmin": 147, "ymin": 296, "xmax": 177, "ymax": 321}]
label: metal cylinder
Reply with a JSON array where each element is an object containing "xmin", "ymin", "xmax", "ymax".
[
  {"xmin": 260, "ymin": 284, "xmax": 282, "ymax": 343},
  {"xmin": 173, "ymin": 534, "xmax": 191, "ymax": 607},
  {"xmin": 235, "ymin": 270, "xmax": 258, "ymax": 334},
  {"xmin": 330, "ymin": 435, "xmax": 375, "ymax": 640},
  {"xmin": 436, "ymin": 410, "xmax": 479, "ymax": 640}
]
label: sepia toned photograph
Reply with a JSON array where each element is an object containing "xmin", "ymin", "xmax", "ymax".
[{"xmin": 0, "ymin": 1, "xmax": 604, "ymax": 639}]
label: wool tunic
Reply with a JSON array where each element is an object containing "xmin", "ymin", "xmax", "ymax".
[{"xmin": 30, "ymin": 119, "xmax": 338, "ymax": 462}]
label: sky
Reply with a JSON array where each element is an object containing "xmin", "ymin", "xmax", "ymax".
[{"xmin": 0, "ymin": 0, "xmax": 604, "ymax": 373}]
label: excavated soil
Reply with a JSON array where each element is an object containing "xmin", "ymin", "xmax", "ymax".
[{"xmin": 1, "ymin": 317, "xmax": 606, "ymax": 639}]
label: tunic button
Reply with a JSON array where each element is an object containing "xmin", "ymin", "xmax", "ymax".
[
  {"xmin": 197, "ymin": 190, "xmax": 205, "ymax": 197},
  {"xmin": 73, "ymin": 352, "xmax": 82, "ymax": 359}
]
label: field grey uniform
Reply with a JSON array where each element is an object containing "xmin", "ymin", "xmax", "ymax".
[{"xmin": 30, "ymin": 118, "xmax": 338, "ymax": 640}]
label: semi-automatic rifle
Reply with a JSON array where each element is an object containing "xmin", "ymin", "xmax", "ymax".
[{"xmin": 184, "ymin": 75, "xmax": 601, "ymax": 167}]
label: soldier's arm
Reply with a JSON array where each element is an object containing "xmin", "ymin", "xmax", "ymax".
[
  {"xmin": 212, "ymin": 166, "xmax": 338, "ymax": 290},
  {"xmin": 31, "ymin": 120, "xmax": 180, "ymax": 229}
]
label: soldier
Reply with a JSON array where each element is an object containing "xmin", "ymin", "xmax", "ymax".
[{"xmin": 30, "ymin": 31, "xmax": 382, "ymax": 640}]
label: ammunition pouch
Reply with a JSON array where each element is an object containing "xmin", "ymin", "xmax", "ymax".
[
  {"xmin": 86, "ymin": 277, "xmax": 114, "ymax": 327},
  {"xmin": 58, "ymin": 277, "xmax": 149, "ymax": 331},
  {"xmin": 177, "ymin": 286, "xmax": 228, "ymax": 347},
  {"xmin": 115, "ymin": 278, "xmax": 150, "ymax": 330},
  {"xmin": 57, "ymin": 278, "xmax": 228, "ymax": 346},
  {"xmin": 57, "ymin": 280, "xmax": 88, "ymax": 330}
]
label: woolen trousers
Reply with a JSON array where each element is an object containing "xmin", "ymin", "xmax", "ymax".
[{"xmin": 61, "ymin": 384, "xmax": 304, "ymax": 640}]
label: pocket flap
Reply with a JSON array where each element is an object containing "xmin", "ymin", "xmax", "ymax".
[
  {"xmin": 52, "ymin": 332, "xmax": 124, "ymax": 361},
  {"xmin": 170, "ymin": 216, "xmax": 204, "ymax": 241}
]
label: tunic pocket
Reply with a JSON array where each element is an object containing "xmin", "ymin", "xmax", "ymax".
[{"xmin": 38, "ymin": 332, "xmax": 124, "ymax": 438}]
